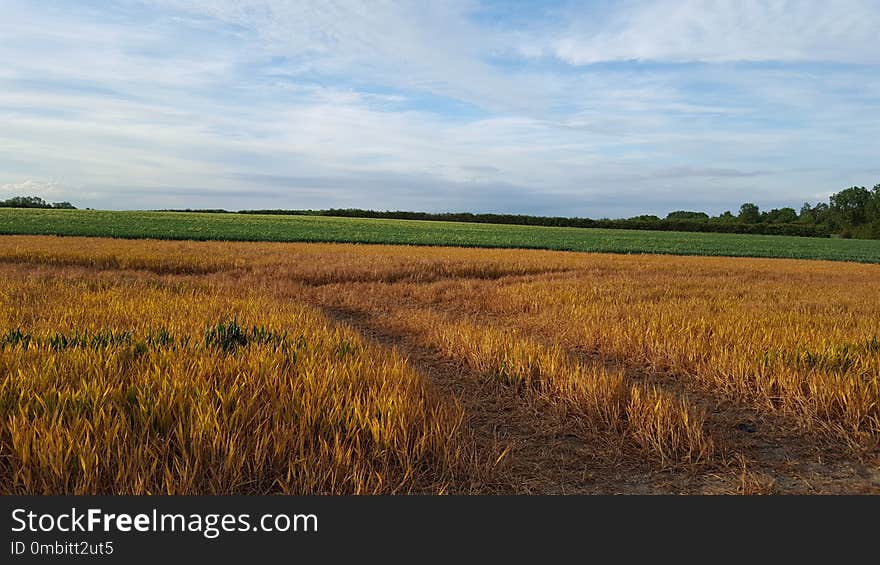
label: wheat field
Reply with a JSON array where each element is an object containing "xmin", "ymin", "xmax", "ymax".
[{"xmin": 1, "ymin": 236, "xmax": 878, "ymax": 494}]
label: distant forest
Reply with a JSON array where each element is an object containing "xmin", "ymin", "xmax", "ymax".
[
  {"xmin": 5, "ymin": 183, "xmax": 880, "ymax": 239},
  {"xmin": 240, "ymin": 184, "xmax": 880, "ymax": 240},
  {"xmin": 0, "ymin": 195, "xmax": 76, "ymax": 209}
]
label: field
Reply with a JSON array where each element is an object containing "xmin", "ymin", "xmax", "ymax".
[
  {"xmin": 1, "ymin": 235, "xmax": 878, "ymax": 494},
  {"xmin": 3, "ymin": 208, "xmax": 880, "ymax": 263}
]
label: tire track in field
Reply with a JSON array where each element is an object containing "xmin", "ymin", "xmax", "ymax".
[
  {"xmin": 319, "ymin": 306, "xmax": 693, "ymax": 494},
  {"xmin": 319, "ymin": 297, "xmax": 879, "ymax": 494},
  {"xmin": 438, "ymin": 303, "xmax": 880, "ymax": 494},
  {"xmin": 472, "ymin": 321, "xmax": 880, "ymax": 494}
]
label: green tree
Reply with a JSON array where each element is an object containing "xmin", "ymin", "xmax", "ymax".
[
  {"xmin": 1, "ymin": 196, "xmax": 49, "ymax": 208},
  {"xmin": 0, "ymin": 195, "xmax": 75, "ymax": 209},
  {"xmin": 765, "ymin": 207, "xmax": 798, "ymax": 224},
  {"xmin": 738, "ymin": 202, "xmax": 761, "ymax": 223},
  {"xmin": 830, "ymin": 186, "xmax": 872, "ymax": 227},
  {"xmin": 798, "ymin": 202, "xmax": 815, "ymax": 223},
  {"xmin": 812, "ymin": 202, "xmax": 832, "ymax": 227},
  {"xmin": 868, "ymin": 184, "xmax": 880, "ymax": 222}
]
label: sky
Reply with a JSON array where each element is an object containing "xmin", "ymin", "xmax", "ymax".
[{"xmin": 1, "ymin": 0, "xmax": 879, "ymax": 217}]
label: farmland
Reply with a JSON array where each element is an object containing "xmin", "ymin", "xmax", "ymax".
[
  {"xmin": 3, "ymin": 208, "xmax": 880, "ymax": 263},
  {"xmin": 1, "ymin": 236, "xmax": 878, "ymax": 494}
]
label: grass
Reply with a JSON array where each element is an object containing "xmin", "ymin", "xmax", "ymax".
[
  {"xmin": 385, "ymin": 310, "xmax": 714, "ymax": 465},
  {"xmin": 328, "ymin": 253, "xmax": 880, "ymax": 452},
  {"xmin": 2, "ymin": 208, "xmax": 880, "ymax": 263},
  {"xmin": 0, "ymin": 273, "xmax": 465, "ymax": 494},
  {"xmin": 2, "ymin": 236, "xmax": 878, "ymax": 494}
]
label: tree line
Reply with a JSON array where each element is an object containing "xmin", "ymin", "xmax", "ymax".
[
  {"xmin": 240, "ymin": 184, "xmax": 880, "ymax": 239},
  {"xmin": 0, "ymin": 196, "xmax": 76, "ymax": 209},
  {"xmin": 797, "ymin": 185, "xmax": 880, "ymax": 239}
]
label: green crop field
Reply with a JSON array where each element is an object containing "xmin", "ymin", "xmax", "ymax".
[{"xmin": 2, "ymin": 208, "xmax": 880, "ymax": 263}]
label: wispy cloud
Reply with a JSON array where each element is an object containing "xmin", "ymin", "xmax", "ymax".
[
  {"xmin": 0, "ymin": 1, "xmax": 878, "ymax": 216},
  {"xmin": 542, "ymin": 0, "xmax": 880, "ymax": 65},
  {"xmin": 0, "ymin": 180, "xmax": 71, "ymax": 200}
]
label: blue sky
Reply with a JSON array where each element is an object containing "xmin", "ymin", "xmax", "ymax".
[{"xmin": 1, "ymin": 0, "xmax": 878, "ymax": 216}]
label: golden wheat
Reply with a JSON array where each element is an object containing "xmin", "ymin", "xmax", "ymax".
[
  {"xmin": 1, "ymin": 236, "xmax": 878, "ymax": 494},
  {"xmin": 0, "ymin": 262, "xmax": 464, "ymax": 494}
]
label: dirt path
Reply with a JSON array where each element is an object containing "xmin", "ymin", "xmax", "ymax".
[
  {"xmin": 320, "ymin": 306, "xmax": 740, "ymax": 493},
  {"xmin": 321, "ymin": 306, "xmax": 680, "ymax": 494},
  {"xmin": 320, "ymin": 303, "xmax": 880, "ymax": 494},
  {"xmin": 567, "ymin": 347, "xmax": 880, "ymax": 494}
]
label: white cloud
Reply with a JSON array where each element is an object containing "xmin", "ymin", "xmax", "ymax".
[
  {"xmin": 544, "ymin": 0, "xmax": 880, "ymax": 65},
  {"xmin": 0, "ymin": 1, "xmax": 878, "ymax": 216},
  {"xmin": 0, "ymin": 180, "xmax": 70, "ymax": 200},
  {"xmin": 144, "ymin": 0, "xmax": 547, "ymax": 112}
]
